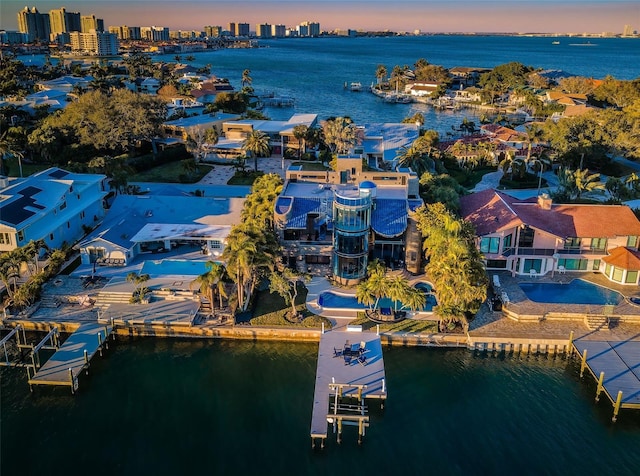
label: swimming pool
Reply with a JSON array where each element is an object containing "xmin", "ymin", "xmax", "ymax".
[
  {"xmin": 318, "ymin": 290, "xmax": 437, "ymax": 312},
  {"xmin": 140, "ymin": 259, "xmax": 214, "ymax": 277},
  {"xmin": 519, "ymin": 279, "xmax": 623, "ymax": 305},
  {"xmin": 414, "ymin": 282, "xmax": 433, "ymax": 293}
]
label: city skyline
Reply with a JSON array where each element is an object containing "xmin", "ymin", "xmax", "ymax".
[{"xmin": 1, "ymin": 0, "xmax": 639, "ymax": 34}]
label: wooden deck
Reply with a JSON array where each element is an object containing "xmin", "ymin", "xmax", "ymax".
[
  {"xmin": 28, "ymin": 322, "xmax": 113, "ymax": 390},
  {"xmin": 574, "ymin": 339, "xmax": 640, "ymax": 413},
  {"xmin": 310, "ymin": 330, "xmax": 386, "ymax": 440}
]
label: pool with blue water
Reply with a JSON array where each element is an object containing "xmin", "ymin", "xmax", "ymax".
[
  {"xmin": 318, "ymin": 281, "xmax": 437, "ymax": 311},
  {"xmin": 140, "ymin": 259, "xmax": 214, "ymax": 277},
  {"xmin": 519, "ymin": 279, "xmax": 623, "ymax": 305}
]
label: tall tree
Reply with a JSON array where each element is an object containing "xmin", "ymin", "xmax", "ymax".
[
  {"xmin": 269, "ymin": 268, "xmax": 311, "ymax": 318},
  {"xmin": 242, "ymin": 129, "xmax": 271, "ymax": 172}
]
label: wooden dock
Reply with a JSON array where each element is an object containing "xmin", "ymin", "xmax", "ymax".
[
  {"xmin": 310, "ymin": 329, "xmax": 387, "ymax": 447},
  {"xmin": 28, "ymin": 322, "xmax": 113, "ymax": 393},
  {"xmin": 574, "ymin": 339, "xmax": 640, "ymax": 421}
]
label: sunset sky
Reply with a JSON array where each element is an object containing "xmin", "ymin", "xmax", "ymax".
[{"xmin": 2, "ymin": 0, "xmax": 639, "ymax": 34}]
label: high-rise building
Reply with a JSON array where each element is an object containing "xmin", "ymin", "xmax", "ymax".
[
  {"xmin": 272, "ymin": 24, "xmax": 286, "ymax": 38},
  {"xmin": 70, "ymin": 31, "xmax": 119, "ymax": 56},
  {"xmin": 298, "ymin": 21, "xmax": 320, "ymax": 37},
  {"xmin": 81, "ymin": 15, "xmax": 104, "ymax": 33},
  {"xmin": 17, "ymin": 6, "xmax": 50, "ymax": 42},
  {"xmin": 228, "ymin": 22, "xmax": 249, "ymax": 36},
  {"xmin": 49, "ymin": 7, "xmax": 81, "ymax": 43},
  {"xmin": 141, "ymin": 26, "xmax": 170, "ymax": 41},
  {"xmin": 623, "ymin": 24, "xmax": 635, "ymax": 37},
  {"xmin": 237, "ymin": 23, "xmax": 250, "ymax": 36},
  {"xmin": 256, "ymin": 23, "xmax": 272, "ymax": 38},
  {"xmin": 204, "ymin": 25, "xmax": 223, "ymax": 37}
]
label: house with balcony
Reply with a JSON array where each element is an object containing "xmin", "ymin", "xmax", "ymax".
[
  {"xmin": 0, "ymin": 168, "xmax": 108, "ymax": 253},
  {"xmin": 213, "ymin": 113, "xmax": 318, "ymax": 159},
  {"xmin": 274, "ymin": 155, "xmax": 424, "ymax": 285},
  {"xmin": 460, "ymin": 189, "xmax": 640, "ymax": 285}
]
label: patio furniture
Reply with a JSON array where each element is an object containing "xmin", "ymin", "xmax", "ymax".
[
  {"xmin": 333, "ymin": 347, "xmax": 343, "ymax": 358},
  {"xmin": 529, "ymin": 269, "xmax": 538, "ymax": 278},
  {"xmin": 358, "ymin": 354, "xmax": 367, "ymax": 366},
  {"xmin": 380, "ymin": 307, "xmax": 392, "ymax": 316},
  {"xmin": 558, "ymin": 265, "xmax": 566, "ymax": 274}
]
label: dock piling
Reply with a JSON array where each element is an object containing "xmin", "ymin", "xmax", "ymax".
[
  {"xmin": 613, "ymin": 391, "xmax": 624, "ymax": 422},
  {"xmin": 595, "ymin": 371, "xmax": 605, "ymax": 402},
  {"xmin": 84, "ymin": 349, "xmax": 89, "ymax": 375},
  {"xmin": 580, "ymin": 349, "xmax": 588, "ymax": 378}
]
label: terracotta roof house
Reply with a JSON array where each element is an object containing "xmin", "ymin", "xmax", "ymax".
[{"xmin": 460, "ymin": 189, "xmax": 640, "ymax": 285}]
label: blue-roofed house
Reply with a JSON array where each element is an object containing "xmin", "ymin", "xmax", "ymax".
[
  {"xmin": 0, "ymin": 168, "xmax": 108, "ymax": 253},
  {"xmin": 275, "ymin": 155, "xmax": 424, "ymax": 284},
  {"xmin": 76, "ymin": 193, "xmax": 245, "ymax": 266}
]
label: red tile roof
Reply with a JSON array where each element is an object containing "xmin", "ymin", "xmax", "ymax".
[
  {"xmin": 603, "ymin": 247, "xmax": 640, "ymax": 271},
  {"xmin": 461, "ymin": 189, "xmax": 640, "ymax": 239}
]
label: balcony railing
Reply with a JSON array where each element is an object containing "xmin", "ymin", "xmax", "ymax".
[{"xmin": 501, "ymin": 247, "xmax": 607, "ymax": 257}]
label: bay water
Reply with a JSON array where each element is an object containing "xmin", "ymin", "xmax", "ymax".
[
  {"xmin": 2, "ymin": 338, "xmax": 640, "ymax": 475},
  {"xmin": 4, "ymin": 36, "xmax": 640, "ymax": 475}
]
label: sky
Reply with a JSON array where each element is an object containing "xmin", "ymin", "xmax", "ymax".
[{"xmin": 2, "ymin": 0, "xmax": 639, "ymax": 34}]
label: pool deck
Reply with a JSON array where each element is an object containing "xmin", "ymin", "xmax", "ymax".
[{"xmin": 490, "ymin": 271, "xmax": 640, "ymax": 324}]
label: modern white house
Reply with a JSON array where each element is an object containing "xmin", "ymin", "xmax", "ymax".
[
  {"xmin": 0, "ymin": 168, "xmax": 108, "ymax": 253},
  {"xmin": 77, "ymin": 192, "xmax": 245, "ymax": 266},
  {"xmin": 461, "ymin": 189, "xmax": 640, "ymax": 285}
]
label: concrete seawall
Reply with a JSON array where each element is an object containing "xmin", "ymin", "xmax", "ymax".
[{"xmin": 6, "ymin": 320, "xmax": 571, "ymax": 354}]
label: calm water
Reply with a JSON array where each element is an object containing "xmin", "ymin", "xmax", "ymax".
[
  {"xmin": 155, "ymin": 35, "xmax": 640, "ymax": 129},
  {"xmin": 2, "ymin": 338, "xmax": 640, "ymax": 475},
  {"xmin": 519, "ymin": 279, "xmax": 624, "ymax": 305}
]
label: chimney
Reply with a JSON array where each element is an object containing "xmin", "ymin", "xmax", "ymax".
[{"xmin": 537, "ymin": 193, "xmax": 552, "ymax": 210}]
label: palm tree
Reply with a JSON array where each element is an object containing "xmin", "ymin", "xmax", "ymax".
[
  {"xmin": 221, "ymin": 229, "xmax": 257, "ymax": 311},
  {"xmin": 321, "ymin": 117, "xmax": 358, "ymax": 155},
  {"xmin": 0, "ymin": 131, "xmax": 23, "ymax": 177},
  {"xmin": 242, "ymin": 130, "xmax": 270, "ymax": 172},
  {"xmin": 126, "ymin": 272, "xmax": 150, "ymax": 302},
  {"xmin": 23, "ymin": 239, "xmax": 48, "ymax": 275},
  {"xmin": 375, "ymin": 64, "xmax": 388, "ymax": 85},
  {"xmin": 395, "ymin": 144, "xmax": 433, "ymax": 177},
  {"xmin": 292, "ymin": 124, "xmax": 308, "ymax": 160},
  {"xmin": 191, "ymin": 262, "xmax": 227, "ymax": 315}
]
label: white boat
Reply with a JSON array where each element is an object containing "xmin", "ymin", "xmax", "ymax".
[
  {"xmin": 552, "ymin": 41, "xmax": 560, "ymax": 45},
  {"xmin": 349, "ymin": 82, "xmax": 362, "ymax": 92}
]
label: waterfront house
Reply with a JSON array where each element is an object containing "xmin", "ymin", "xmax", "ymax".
[
  {"xmin": 77, "ymin": 192, "xmax": 245, "ymax": 266},
  {"xmin": 162, "ymin": 112, "xmax": 241, "ymax": 142},
  {"xmin": 213, "ymin": 113, "xmax": 318, "ymax": 159},
  {"xmin": 0, "ymin": 168, "xmax": 108, "ymax": 253},
  {"xmin": 460, "ymin": 189, "xmax": 640, "ymax": 284},
  {"xmin": 404, "ymin": 82, "xmax": 442, "ymax": 98},
  {"xmin": 274, "ymin": 155, "xmax": 424, "ymax": 284},
  {"xmin": 359, "ymin": 123, "xmax": 420, "ymax": 169}
]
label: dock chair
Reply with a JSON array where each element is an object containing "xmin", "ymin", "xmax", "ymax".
[
  {"xmin": 344, "ymin": 353, "xmax": 352, "ymax": 366},
  {"xmin": 358, "ymin": 354, "xmax": 367, "ymax": 366},
  {"xmin": 333, "ymin": 347, "xmax": 343, "ymax": 358},
  {"xmin": 359, "ymin": 341, "xmax": 366, "ymax": 354}
]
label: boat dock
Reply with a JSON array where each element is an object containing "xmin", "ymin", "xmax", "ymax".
[
  {"xmin": 574, "ymin": 338, "xmax": 640, "ymax": 421},
  {"xmin": 310, "ymin": 328, "xmax": 387, "ymax": 448},
  {"xmin": 27, "ymin": 322, "xmax": 114, "ymax": 393}
]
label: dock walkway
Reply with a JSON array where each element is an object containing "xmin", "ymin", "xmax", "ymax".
[
  {"xmin": 28, "ymin": 322, "xmax": 113, "ymax": 392},
  {"xmin": 310, "ymin": 330, "xmax": 386, "ymax": 446},
  {"xmin": 574, "ymin": 339, "xmax": 640, "ymax": 420}
]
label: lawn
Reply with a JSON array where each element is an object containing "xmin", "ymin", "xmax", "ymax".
[
  {"xmin": 129, "ymin": 161, "xmax": 212, "ymax": 183},
  {"xmin": 3, "ymin": 158, "xmax": 50, "ymax": 177},
  {"xmin": 250, "ymin": 284, "xmax": 332, "ymax": 328},
  {"xmin": 291, "ymin": 161, "xmax": 330, "ymax": 171},
  {"xmin": 227, "ymin": 171, "xmax": 264, "ymax": 185},
  {"xmin": 349, "ymin": 313, "xmax": 439, "ymax": 333}
]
